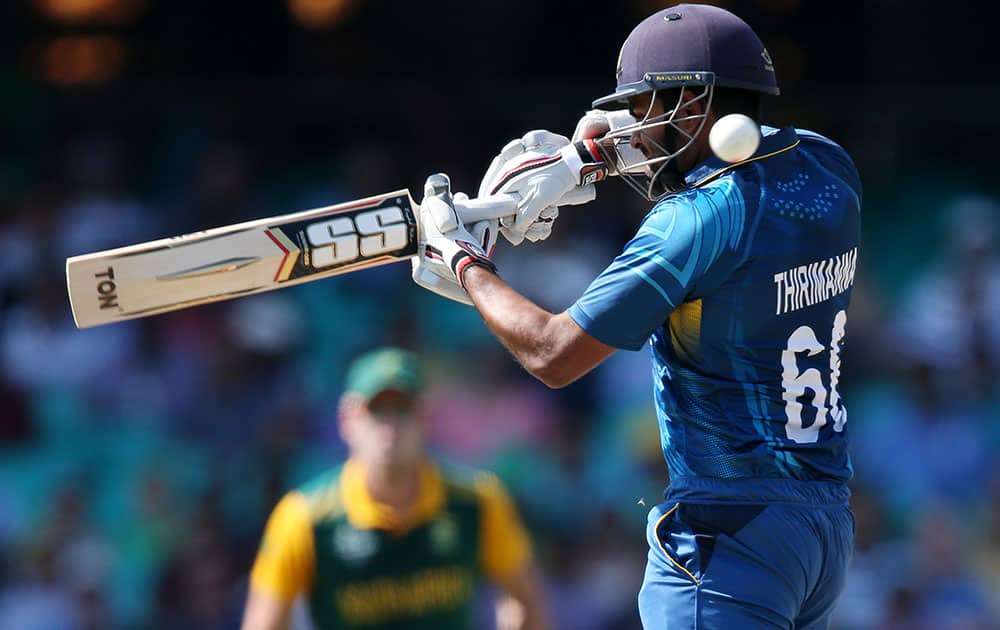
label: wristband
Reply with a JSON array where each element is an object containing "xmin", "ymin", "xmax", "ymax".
[
  {"xmin": 561, "ymin": 143, "xmax": 609, "ymax": 186},
  {"xmin": 450, "ymin": 240, "xmax": 498, "ymax": 290}
]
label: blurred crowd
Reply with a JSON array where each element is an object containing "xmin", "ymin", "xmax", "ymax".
[
  {"xmin": 2, "ymin": 1, "xmax": 1000, "ymax": 627},
  {"xmin": 0, "ymin": 125, "xmax": 667, "ymax": 629}
]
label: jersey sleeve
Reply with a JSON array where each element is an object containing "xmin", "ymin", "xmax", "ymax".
[
  {"xmin": 474, "ymin": 472, "xmax": 532, "ymax": 582},
  {"xmin": 568, "ymin": 183, "xmax": 745, "ymax": 350},
  {"xmin": 249, "ymin": 492, "xmax": 316, "ymax": 602}
]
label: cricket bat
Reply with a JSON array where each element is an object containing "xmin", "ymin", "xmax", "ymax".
[{"xmin": 65, "ymin": 187, "xmax": 520, "ymax": 329}]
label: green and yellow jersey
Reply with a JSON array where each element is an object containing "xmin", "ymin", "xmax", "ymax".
[{"xmin": 250, "ymin": 458, "xmax": 532, "ymax": 629}]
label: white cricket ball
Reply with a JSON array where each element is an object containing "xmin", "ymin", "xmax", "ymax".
[{"xmin": 709, "ymin": 114, "xmax": 761, "ymax": 163}]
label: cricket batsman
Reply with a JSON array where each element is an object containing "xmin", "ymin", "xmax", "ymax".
[
  {"xmin": 411, "ymin": 4, "xmax": 862, "ymax": 628},
  {"xmin": 242, "ymin": 347, "xmax": 550, "ymax": 630}
]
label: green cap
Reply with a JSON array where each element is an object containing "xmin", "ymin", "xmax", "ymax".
[{"xmin": 343, "ymin": 347, "xmax": 424, "ymax": 400}]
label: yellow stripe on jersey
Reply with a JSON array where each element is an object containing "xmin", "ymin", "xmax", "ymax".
[
  {"xmin": 669, "ymin": 298, "xmax": 703, "ymax": 360},
  {"xmin": 249, "ymin": 492, "xmax": 316, "ymax": 602},
  {"xmin": 305, "ymin": 475, "xmax": 344, "ymax": 523},
  {"xmin": 474, "ymin": 471, "xmax": 532, "ymax": 582},
  {"xmin": 340, "ymin": 457, "xmax": 446, "ymax": 533}
]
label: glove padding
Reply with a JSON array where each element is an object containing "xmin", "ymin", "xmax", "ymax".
[
  {"xmin": 572, "ymin": 110, "xmax": 614, "ymax": 142},
  {"xmin": 412, "ymin": 177, "xmax": 498, "ymax": 305},
  {"xmin": 478, "ymin": 130, "xmax": 606, "ymax": 246},
  {"xmin": 572, "ymin": 109, "xmax": 646, "ymax": 175}
]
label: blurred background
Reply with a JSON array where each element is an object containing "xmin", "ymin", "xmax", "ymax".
[{"xmin": 2, "ymin": 0, "xmax": 999, "ymax": 628}]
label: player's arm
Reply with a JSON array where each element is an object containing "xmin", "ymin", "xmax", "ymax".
[
  {"xmin": 414, "ymin": 166, "xmax": 612, "ymax": 388},
  {"xmin": 465, "ymin": 131, "xmax": 745, "ymax": 365},
  {"xmin": 475, "ymin": 472, "xmax": 553, "ymax": 630},
  {"xmin": 242, "ymin": 590, "xmax": 293, "ymax": 630},
  {"xmin": 242, "ymin": 493, "xmax": 316, "ymax": 630},
  {"xmin": 463, "ymin": 267, "xmax": 614, "ymax": 388},
  {"xmin": 413, "ymin": 130, "xmax": 616, "ymax": 386},
  {"xmin": 493, "ymin": 561, "xmax": 550, "ymax": 630},
  {"xmin": 465, "ymin": 193, "xmax": 739, "ymax": 379}
]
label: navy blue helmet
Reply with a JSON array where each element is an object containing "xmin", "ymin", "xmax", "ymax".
[
  {"xmin": 595, "ymin": 4, "xmax": 778, "ymax": 110},
  {"xmin": 592, "ymin": 5, "xmax": 778, "ymax": 200}
]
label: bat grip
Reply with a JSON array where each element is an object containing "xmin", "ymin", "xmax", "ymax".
[
  {"xmin": 455, "ymin": 186, "xmax": 595, "ymax": 224},
  {"xmin": 454, "ymin": 194, "xmax": 519, "ymax": 223}
]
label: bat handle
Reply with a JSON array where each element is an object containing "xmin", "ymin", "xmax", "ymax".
[
  {"xmin": 455, "ymin": 186, "xmax": 594, "ymax": 223},
  {"xmin": 454, "ymin": 194, "xmax": 519, "ymax": 223}
]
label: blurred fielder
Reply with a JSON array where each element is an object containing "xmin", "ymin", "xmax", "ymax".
[
  {"xmin": 242, "ymin": 347, "xmax": 549, "ymax": 630},
  {"xmin": 411, "ymin": 4, "xmax": 861, "ymax": 629}
]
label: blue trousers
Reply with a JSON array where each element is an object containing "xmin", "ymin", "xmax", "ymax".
[{"xmin": 638, "ymin": 478, "xmax": 854, "ymax": 629}]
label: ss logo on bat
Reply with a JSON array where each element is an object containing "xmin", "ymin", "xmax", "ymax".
[{"xmin": 305, "ymin": 206, "xmax": 409, "ymax": 268}]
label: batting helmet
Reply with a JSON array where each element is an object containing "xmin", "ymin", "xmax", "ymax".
[
  {"xmin": 590, "ymin": 5, "xmax": 778, "ymax": 200},
  {"xmin": 593, "ymin": 4, "xmax": 778, "ymax": 110}
]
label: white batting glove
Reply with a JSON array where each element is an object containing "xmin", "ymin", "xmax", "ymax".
[
  {"xmin": 479, "ymin": 130, "xmax": 607, "ymax": 246},
  {"xmin": 572, "ymin": 110, "xmax": 613, "ymax": 142},
  {"xmin": 412, "ymin": 174, "xmax": 498, "ymax": 305},
  {"xmin": 572, "ymin": 109, "xmax": 646, "ymax": 175},
  {"xmin": 411, "ymin": 213, "xmax": 496, "ymax": 306},
  {"xmin": 479, "ymin": 132, "xmax": 566, "ymax": 244},
  {"xmin": 479, "ymin": 131, "xmax": 572, "ymax": 197}
]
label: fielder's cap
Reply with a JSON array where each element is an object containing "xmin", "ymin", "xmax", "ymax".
[
  {"xmin": 594, "ymin": 4, "xmax": 779, "ymax": 109},
  {"xmin": 343, "ymin": 347, "xmax": 424, "ymax": 400}
]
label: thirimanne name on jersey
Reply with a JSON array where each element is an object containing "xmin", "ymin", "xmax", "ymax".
[{"xmin": 773, "ymin": 248, "xmax": 857, "ymax": 316}]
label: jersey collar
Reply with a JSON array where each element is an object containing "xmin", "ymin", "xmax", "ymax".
[
  {"xmin": 340, "ymin": 457, "xmax": 445, "ymax": 533},
  {"xmin": 683, "ymin": 125, "xmax": 800, "ymax": 190}
]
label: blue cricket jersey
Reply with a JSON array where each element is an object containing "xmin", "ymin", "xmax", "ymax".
[{"xmin": 568, "ymin": 126, "xmax": 861, "ymax": 484}]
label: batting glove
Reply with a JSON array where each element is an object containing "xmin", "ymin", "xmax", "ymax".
[
  {"xmin": 572, "ymin": 109, "xmax": 646, "ymax": 175},
  {"xmin": 572, "ymin": 110, "xmax": 613, "ymax": 142},
  {"xmin": 479, "ymin": 130, "xmax": 607, "ymax": 246},
  {"xmin": 412, "ymin": 174, "xmax": 498, "ymax": 305}
]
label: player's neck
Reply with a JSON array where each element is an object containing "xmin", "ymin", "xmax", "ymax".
[
  {"xmin": 685, "ymin": 133, "xmax": 714, "ymax": 170},
  {"xmin": 366, "ymin": 464, "xmax": 420, "ymax": 510}
]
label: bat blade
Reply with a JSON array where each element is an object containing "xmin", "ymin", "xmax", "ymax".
[{"xmin": 66, "ymin": 189, "xmax": 418, "ymax": 328}]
